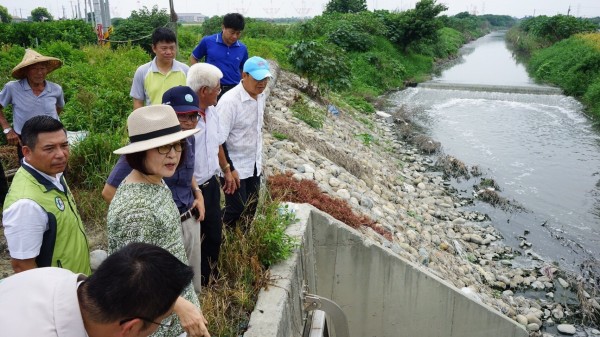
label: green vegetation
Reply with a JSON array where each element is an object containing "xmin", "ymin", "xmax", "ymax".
[
  {"xmin": 0, "ymin": 5, "xmax": 11, "ymax": 23},
  {"xmin": 31, "ymin": 7, "xmax": 53, "ymax": 22},
  {"xmin": 272, "ymin": 132, "xmax": 289, "ymax": 140},
  {"xmin": 202, "ymin": 195, "xmax": 297, "ymax": 336},
  {"xmin": 291, "ymin": 94, "xmax": 325, "ymax": 129},
  {"xmin": 0, "ymin": 3, "xmax": 509, "ymax": 333},
  {"xmin": 506, "ymin": 15, "xmax": 600, "ymax": 117}
]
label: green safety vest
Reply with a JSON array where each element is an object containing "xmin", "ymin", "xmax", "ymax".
[{"xmin": 4, "ymin": 165, "xmax": 91, "ymax": 275}]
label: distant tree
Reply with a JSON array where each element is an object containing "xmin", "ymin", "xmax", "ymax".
[
  {"xmin": 0, "ymin": 5, "xmax": 12, "ymax": 23},
  {"xmin": 31, "ymin": 7, "xmax": 54, "ymax": 22},
  {"xmin": 382, "ymin": 0, "xmax": 448, "ymax": 50},
  {"xmin": 324, "ymin": 0, "xmax": 367, "ymax": 14},
  {"xmin": 110, "ymin": 5, "xmax": 169, "ymax": 54}
]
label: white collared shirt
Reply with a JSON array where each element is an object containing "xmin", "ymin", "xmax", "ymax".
[
  {"xmin": 2, "ymin": 160, "xmax": 64, "ymax": 259},
  {"xmin": 216, "ymin": 82, "xmax": 265, "ymax": 180},
  {"xmin": 194, "ymin": 105, "xmax": 221, "ymax": 184}
]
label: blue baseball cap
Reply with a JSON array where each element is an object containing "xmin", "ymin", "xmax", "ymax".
[
  {"xmin": 162, "ymin": 86, "xmax": 200, "ymax": 113},
  {"xmin": 243, "ymin": 56, "xmax": 272, "ymax": 81}
]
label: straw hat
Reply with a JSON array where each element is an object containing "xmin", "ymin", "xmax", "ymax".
[
  {"xmin": 11, "ymin": 49, "xmax": 63, "ymax": 79},
  {"xmin": 114, "ymin": 105, "xmax": 201, "ymax": 155}
]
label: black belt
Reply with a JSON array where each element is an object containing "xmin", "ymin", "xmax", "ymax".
[{"xmin": 180, "ymin": 208, "xmax": 195, "ymax": 222}]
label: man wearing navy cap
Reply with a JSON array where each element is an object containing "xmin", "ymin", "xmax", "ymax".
[
  {"xmin": 217, "ymin": 56, "xmax": 271, "ymax": 228},
  {"xmin": 102, "ymin": 86, "xmax": 206, "ymax": 292}
]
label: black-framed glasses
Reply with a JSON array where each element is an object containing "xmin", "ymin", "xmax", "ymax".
[
  {"xmin": 156, "ymin": 141, "xmax": 184, "ymax": 154},
  {"xmin": 119, "ymin": 316, "xmax": 174, "ymax": 328},
  {"xmin": 177, "ymin": 113, "xmax": 199, "ymax": 122}
]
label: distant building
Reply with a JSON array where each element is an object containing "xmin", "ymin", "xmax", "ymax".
[
  {"xmin": 12, "ymin": 16, "xmax": 28, "ymax": 23},
  {"xmin": 177, "ymin": 13, "xmax": 207, "ymax": 23}
]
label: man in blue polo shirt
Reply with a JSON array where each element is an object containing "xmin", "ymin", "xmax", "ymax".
[{"xmin": 189, "ymin": 13, "xmax": 248, "ymax": 98}]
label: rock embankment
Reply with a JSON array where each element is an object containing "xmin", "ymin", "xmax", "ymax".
[{"xmin": 262, "ymin": 62, "xmax": 599, "ymax": 336}]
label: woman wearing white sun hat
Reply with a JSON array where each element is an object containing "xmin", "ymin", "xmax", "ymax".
[{"xmin": 107, "ymin": 105, "xmax": 210, "ymax": 337}]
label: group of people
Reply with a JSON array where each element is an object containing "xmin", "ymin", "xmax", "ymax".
[{"xmin": 0, "ymin": 13, "xmax": 271, "ymax": 337}]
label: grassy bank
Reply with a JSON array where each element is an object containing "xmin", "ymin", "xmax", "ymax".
[
  {"xmin": 526, "ymin": 33, "xmax": 600, "ymax": 117},
  {"xmin": 505, "ymin": 15, "xmax": 600, "ymax": 118}
]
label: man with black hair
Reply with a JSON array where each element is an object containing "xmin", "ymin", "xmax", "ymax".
[
  {"xmin": 189, "ymin": 13, "xmax": 248, "ymax": 98},
  {"xmin": 2, "ymin": 115, "xmax": 90, "ymax": 275},
  {"xmin": 0, "ymin": 242, "xmax": 195, "ymax": 337},
  {"xmin": 131, "ymin": 27, "xmax": 189, "ymax": 109}
]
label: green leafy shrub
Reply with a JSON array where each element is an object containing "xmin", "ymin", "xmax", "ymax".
[
  {"xmin": 327, "ymin": 21, "xmax": 375, "ymax": 52},
  {"xmin": 288, "ymin": 40, "xmax": 351, "ymax": 92},
  {"xmin": 111, "ymin": 6, "xmax": 169, "ymax": 54},
  {"xmin": 346, "ymin": 95, "xmax": 375, "ymax": 114},
  {"xmin": 0, "ymin": 20, "xmax": 96, "ymax": 48}
]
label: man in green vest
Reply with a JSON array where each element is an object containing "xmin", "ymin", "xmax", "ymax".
[{"xmin": 2, "ymin": 115, "xmax": 90, "ymax": 275}]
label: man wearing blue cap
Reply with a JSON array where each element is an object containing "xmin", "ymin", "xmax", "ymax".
[
  {"xmin": 217, "ymin": 56, "xmax": 272, "ymax": 228},
  {"xmin": 102, "ymin": 86, "xmax": 206, "ymax": 292}
]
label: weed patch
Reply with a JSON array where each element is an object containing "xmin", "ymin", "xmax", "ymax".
[{"xmin": 291, "ymin": 94, "xmax": 325, "ymax": 129}]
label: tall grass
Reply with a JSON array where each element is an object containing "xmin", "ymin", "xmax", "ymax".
[{"xmin": 201, "ymin": 193, "xmax": 297, "ymax": 336}]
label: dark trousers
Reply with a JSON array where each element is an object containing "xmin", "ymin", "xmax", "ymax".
[
  {"xmin": 200, "ymin": 175, "xmax": 222, "ymax": 286},
  {"xmin": 222, "ymin": 171, "xmax": 261, "ymax": 229},
  {"xmin": 217, "ymin": 84, "xmax": 236, "ymax": 101},
  {"xmin": 0, "ymin": 161, "xmax": 8, "ymax": 206}
]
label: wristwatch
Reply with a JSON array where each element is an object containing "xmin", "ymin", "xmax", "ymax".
[{"xmin": 3, "ymin": 127, "xmax": 11, "ymax": 134}]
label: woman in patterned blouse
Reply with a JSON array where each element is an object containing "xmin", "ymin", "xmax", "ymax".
[{"xmin": 107, "ymin": 105, "xmax": 209, "ymax": 337}]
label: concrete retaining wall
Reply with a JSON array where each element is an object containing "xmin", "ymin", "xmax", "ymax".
[{"xmin": 244, "ymin": 203, "xmax": 528, "ymax": 337}]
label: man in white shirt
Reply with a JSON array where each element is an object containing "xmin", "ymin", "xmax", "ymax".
[
  {"xmin": 217, "ymin": 56, "xmax": 271, "ymax": 228},
  {"xmin": 2, "ymin": 115, "xmax": 90, "ymax": 275},
  {"xmin": 0, "ymin": 242, "xmax": 194, "ymax": 337},
  {"xmin": 187, "ymin": 62, "xmax": 238, "ymax": 285}
]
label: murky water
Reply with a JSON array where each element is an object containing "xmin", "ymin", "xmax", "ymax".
[{"xmin": 389, "ymin": 32, "xmax": 600, "ymax": 275}]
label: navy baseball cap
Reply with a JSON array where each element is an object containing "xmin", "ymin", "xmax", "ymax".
[{"xmin": 162, "ymin": 86, "xmax": 200, "ymax": 114}]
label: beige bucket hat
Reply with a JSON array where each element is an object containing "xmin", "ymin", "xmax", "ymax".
[
  {"xmin": 114, "ymin": 105, "xmax": 201, "ymax": 155},
  {"xmin": 11, "ymin": 49, "xmax": 63, "ymax": 79}
]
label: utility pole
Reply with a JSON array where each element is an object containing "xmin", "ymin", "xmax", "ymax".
[
  {"xmin": 234, "ymin": 0, "xmax": 250, "ymax": 16},
  {"xmin": 263, "ymin": 0, "xmax": 280, "ymax": 20},
  {"xmin": 567, "ymin": 5, "xmax": 571, "ymax": 16}
]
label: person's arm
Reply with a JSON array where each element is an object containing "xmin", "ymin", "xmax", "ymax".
[
  {"xmin": 10, "ymin": 258, "xmax": 36, "ymax": 273},
  {"xmin": 102, "ymin": 184, "xmax": 117, "ymax": 203},
  {"xmin": 190, "ymin": 177, "xmax": 205, "ymax": 221},
  {"xmin": 130, "ymin": 65, "xmax": 147, "ymax": 110},
  {"xmin": 190, "ymin": 37, "xmax": 207, "ymax": 66},
  {"xmin": 173, "ymin": 296, "xmax": 210, "ymax": 337},
  {"xmin": 104, "ymin": 155, "xmax": 133, "ymax": 204},
  {"xmin": 3, "ymin": 200, "xmax": 48, "ymax": 273},
  {"xmin": 0, "ymin": 105, "xmax": 19, "ymax": 146},
  {"xmin": 218, "ymin": 144, "xmax": 239, "ymax": 194},
  {"xmin": 133, "ymin": 98, "xmax": 144, "ymax": 110},
  {"xmin": 56, "ymin": 86, "xmax": 65, "ymax": 115}
]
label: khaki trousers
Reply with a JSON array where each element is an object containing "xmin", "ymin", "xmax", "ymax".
[{"xmin": 181, "ymin": 217, "xmax": 202, "ymax": 293}]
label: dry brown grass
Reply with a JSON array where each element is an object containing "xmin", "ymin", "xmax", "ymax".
[{"xmin": 268, "ymin": 172, "xmax": 393, "ymax": 241}]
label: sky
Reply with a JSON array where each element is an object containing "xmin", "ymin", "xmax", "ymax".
[{"xmin": 2, "ymin": 0, "xmax": 600, "ymax": 20}]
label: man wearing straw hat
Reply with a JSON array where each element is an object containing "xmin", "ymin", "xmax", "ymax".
[{"xmin": 0, "ymin": 49, "xmax": 65, "ymax": 160}]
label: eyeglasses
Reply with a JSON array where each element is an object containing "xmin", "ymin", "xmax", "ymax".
[
  {"xmin": 156, "ymin": 141, "xmax": 184, "ymax": 154},
  {"xmin": 177, "ymin": 113, "xmax": 199, "ymax": 122},
  {"xmin": 203, "ymin": 85, "xmax": 222, "ymax": 95},
  {"xmin": 119, "ymin": 316, "xmax": 174, "ymax": 328}
]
